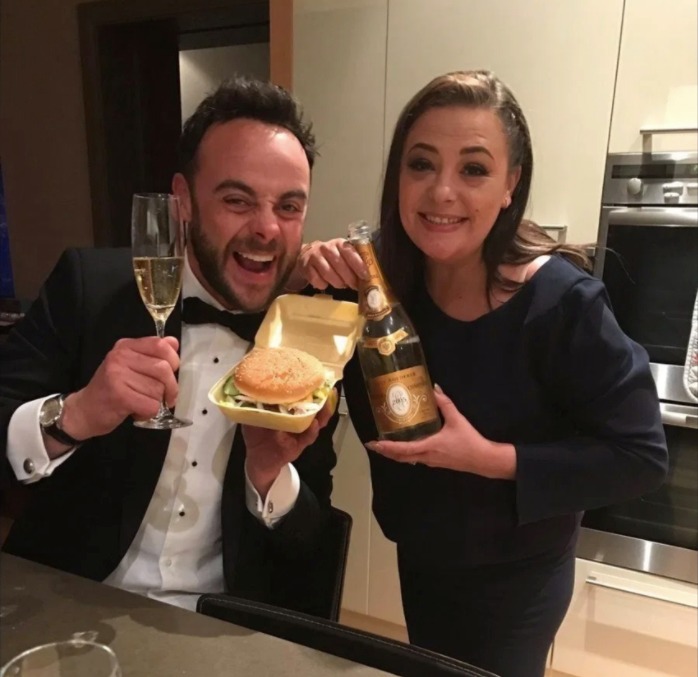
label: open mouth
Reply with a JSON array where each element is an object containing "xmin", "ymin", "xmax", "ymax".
[{"xmin": 233, "ymin": 251, "xmax": 276, "ymax": 274}]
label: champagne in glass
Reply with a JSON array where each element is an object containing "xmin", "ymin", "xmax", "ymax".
[
  {"xmin": 133, "ymin": 255, "xmax": 185, "ymax": 324},
  {"xmin": 131, "ymin": 193, "xmax": 191, "ymax": 429}
]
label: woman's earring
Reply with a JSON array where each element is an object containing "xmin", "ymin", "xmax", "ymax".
[{"xmin": 502, "ymin": 195, "xmax": 511, "ymax": 209}]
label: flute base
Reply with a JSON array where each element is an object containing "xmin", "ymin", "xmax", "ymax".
[{"xmin": 133, "ymin": 415, "xmax": 192, "ymax": 430}]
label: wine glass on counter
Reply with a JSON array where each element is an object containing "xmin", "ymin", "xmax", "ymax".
[
  {"xmin": 0, "ymin": 638, "xmax": 122, "ymax": 676},
  {"xmin": 131, "ymin": 192, "xmax": 191, "ymax": 429}
]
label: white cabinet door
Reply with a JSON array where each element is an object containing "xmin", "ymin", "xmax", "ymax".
[
  {"xmin": 331, "ymin": 397, "xmax": 407, "ymax": 624},
  {"xmin": 553, "ymin": 558, "xmax": 698, "ymax": 677},
  {"xmin": 609, "ymin": 0, "xmax": 698, "ymax": 154},
  {"xmin": 331, "ymin": 398, "xmax": 372, "ymax": 614},
  {"xmin": 386, "ymin": 0, "xmax": 624, "ymax": 245},
  {"xmin": 292, "ymin": 0, "xmax": 388, "ymax": 243}
]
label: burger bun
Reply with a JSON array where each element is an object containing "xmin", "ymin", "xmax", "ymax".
[{"xmin": 233, "ymin": 347, "xmax": 326, "ymax": 405}]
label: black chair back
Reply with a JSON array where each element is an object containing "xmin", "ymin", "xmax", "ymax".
[
  {"xmin": 225, "ymin": 506, "xmax": 352, "ymax": 621},
  {"xmin": 197, "ymin": 595, "xmax": 498, "ymax": 677},
  {"xmin": 302, "ymin": 505, "xmax": 352, "ymax": 620}
]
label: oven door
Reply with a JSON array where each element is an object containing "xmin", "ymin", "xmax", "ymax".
[
  {"xmin": 594, "ymin": 206, "xmax": 698, "ymax": 366},
  {"xmin": 579, "ymin": 402, "xmax": 698, "ymax": 584}
]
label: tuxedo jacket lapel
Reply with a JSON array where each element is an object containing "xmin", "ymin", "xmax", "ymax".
[{"xmin": 221, "ymin": 427, "xmax": 249, "ymax": 590}]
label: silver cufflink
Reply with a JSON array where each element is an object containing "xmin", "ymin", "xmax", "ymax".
[{"xmin": 23, "ymin": 459, "xmax": 35, "ymax": 474}]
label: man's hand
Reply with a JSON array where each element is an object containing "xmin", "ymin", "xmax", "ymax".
[
  {"xmin": 243, "ymin": 389, "xmax": 337, "ymax": 499},
  {"xmin": 55, "ymin": 336, "xmax": 180, "ymax": 451},
  {"xmin": 288, "ymin": 238, "xmax": 368, "ymax": 291}
]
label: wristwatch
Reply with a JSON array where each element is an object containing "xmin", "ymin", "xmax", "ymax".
[{"xmin": 39, "ymin": 394, "xmax": 83, "ymax": 446}]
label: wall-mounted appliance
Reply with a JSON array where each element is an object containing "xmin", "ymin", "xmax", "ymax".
[{"xmin": 580, "ymin": 151, "xmax": 698, "ymax": 585}]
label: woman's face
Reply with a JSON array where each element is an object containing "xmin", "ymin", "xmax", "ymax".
[{"xmin": 398, "ymin": 105, "xmax": 520, "ymax": 266}]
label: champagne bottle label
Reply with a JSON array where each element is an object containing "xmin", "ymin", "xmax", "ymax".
[
  {"xmin": 363, "ymin": 285, "xmax": 391, "ymax": 320},
  {"xmin": 362, "ymin": 328, "xmax": 409, "ymax": 356},
  {"xmin": 367, "ymin": 366, "xmax": 439, "ymax": 433}
]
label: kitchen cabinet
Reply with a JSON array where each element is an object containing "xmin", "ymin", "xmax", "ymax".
[
  {"xmin": 609, "ymin": 0, "xmax": 698, "ymax": 154},
  {"xmin": 292, "ymin": 0, "xmax": 388, "ymax": 243},
  {"xmin": 331, "ymin": 398, "xmax": 406, "ymax": 624},
  {"xmin": 294, "ymin": 0, "xmax": 627, "ymax": 247},
  {"xmin": 552, "ymin": 558, "xmax": 698, "ymax": 677},
  {"xmin": 331, "ymin": 398, "xmax": 372, "ymax": 615}
]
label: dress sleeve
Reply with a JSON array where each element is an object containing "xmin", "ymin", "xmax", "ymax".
[{"xmin": 515, "ymin": 277, "xmax": 668, "ymax": 524}]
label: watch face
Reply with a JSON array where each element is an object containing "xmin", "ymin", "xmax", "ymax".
[{"xmin": 40, "ymin": 396, "xmax": 62, "ymax": 427}]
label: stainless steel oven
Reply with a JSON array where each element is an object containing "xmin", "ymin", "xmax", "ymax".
[{"xmin": 578, "ymin": 151, "xmax": 698, "ymax": 584}]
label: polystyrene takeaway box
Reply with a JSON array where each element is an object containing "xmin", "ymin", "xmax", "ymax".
[{"xmin": 209, "ymin": 293, "xmax": 359, "ymax": 433}]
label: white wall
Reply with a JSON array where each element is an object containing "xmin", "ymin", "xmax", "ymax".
[
  {"xmin": 179, "ymin": 43, "xmax": 270, "ymax": 123},
  {"xmin": 293, "ymin": 0, "xmax": 388, "ymax": 244}
]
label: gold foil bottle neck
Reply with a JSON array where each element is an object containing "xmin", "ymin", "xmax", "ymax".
[{"xmin": 348, "ymin": 223, "xmax": 395, "ymax": 321}]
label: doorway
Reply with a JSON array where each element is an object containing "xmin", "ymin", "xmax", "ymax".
[{"xmin": 78, "ymin": 0, "xmax": 289, "ymax": 247}]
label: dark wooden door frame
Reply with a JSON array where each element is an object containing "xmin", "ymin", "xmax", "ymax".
[{"xmin": 77, "ymin": 0, "xmax": 277, "ymax": 246}]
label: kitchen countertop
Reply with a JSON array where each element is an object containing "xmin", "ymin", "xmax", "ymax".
[{"xmin": 0, "ymin": 553, "xmax": 393, "ymax": 676}]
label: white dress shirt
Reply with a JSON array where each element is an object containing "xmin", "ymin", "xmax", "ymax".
[{"xmin": 7, "ymin": 255, "xmax": 300, "ymax": 610}]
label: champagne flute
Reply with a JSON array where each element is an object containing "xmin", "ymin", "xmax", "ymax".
[{"xmin": 131, "ymin": 193, "xmax": 191, "ymax": 429}]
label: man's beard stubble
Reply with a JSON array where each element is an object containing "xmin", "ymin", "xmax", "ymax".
[{"xmin": 188, "ymin": 211, "xmax": 299, "ymax": 313}]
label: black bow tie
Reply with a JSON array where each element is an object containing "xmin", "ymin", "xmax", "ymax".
[{"xmin": 182, "ymin": 297, "xmax": 265, "ymax": 343}]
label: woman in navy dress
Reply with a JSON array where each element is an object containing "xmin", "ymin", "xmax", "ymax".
[{"xmin": 297, "ymin": 70, "xmax": 668, "ymax": 677}]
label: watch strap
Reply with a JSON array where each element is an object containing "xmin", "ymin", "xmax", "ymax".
[
  {"xmin": 44, "ymin": 422, "xmax": 83, "ymax": 447},
  {"xmin": 43, "ymin": 395, "xmax": 83, "ymax": 447}
]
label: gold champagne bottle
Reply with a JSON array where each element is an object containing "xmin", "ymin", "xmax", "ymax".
[{"xmin": 348, "ymin": 221, "xmax": 441, "ymax": 441}]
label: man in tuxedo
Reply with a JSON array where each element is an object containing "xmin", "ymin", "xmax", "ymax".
[{"xmin": 0, "ymin": 77, "xmax": 339, "ymax": 614}]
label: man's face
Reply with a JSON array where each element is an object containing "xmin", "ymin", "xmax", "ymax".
[{"xmin": 173, "ymin": 118, "xmax": 310, "ymax": 312}]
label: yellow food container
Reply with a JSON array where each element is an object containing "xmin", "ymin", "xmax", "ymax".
[{"xmin": 208, "ymin": 293, "xmax": 359, "ymax": 433}]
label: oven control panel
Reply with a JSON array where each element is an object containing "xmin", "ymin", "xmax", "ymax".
[
  {"xmin": 626, "ymin": 179, "xmax": 698, "ymax": 204},
  {"xmin": 603, "ymin": 152, "xmax": 698, "ymax": 206}
]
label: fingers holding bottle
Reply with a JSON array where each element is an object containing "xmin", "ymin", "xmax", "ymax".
[{"xmin": 300, "ymin": 238, "xmax": 368, "ymax": 290}]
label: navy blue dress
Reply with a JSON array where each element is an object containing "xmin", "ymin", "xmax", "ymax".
[{"xmin": 341, "ymin": 255, "xmax": 668, "ymax": 677}]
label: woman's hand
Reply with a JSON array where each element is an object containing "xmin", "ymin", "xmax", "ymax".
[
  {"xmin": 294, "ymin": 238, "xmax": 368, "ymax": 290},
  {"xmin": 365, "ymin": 386, "xmax": 517, "ymax": 480}
]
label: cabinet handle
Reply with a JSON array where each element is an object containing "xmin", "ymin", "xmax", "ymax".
[
  {"xmin": 607, "ymin": 207, "xmax": 698, "ymax": 228},
  {"xmin": 640, "ymin": 126, "xmax": 698, "ymax": 153},
  {"xmin": 659, "ymin": 403, "xmax": 698, "ymax": 429},
  {"xmin": 585, "ymin": 574, "xmax": 698, "ymax": 608}
]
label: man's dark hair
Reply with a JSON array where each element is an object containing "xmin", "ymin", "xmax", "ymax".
[{"xmin": 178, "ymin": 75, "xmax": 317, "ymax": 179}]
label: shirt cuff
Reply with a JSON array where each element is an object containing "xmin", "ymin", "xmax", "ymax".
[
  {"xmin": 7, "ymin": 395, "xmax": 77, "ymax": 484},
  {"xmin": 244, "ymin": 462, "xmax": 301, "ymax": 529}
]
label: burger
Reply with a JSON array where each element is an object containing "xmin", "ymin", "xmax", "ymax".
[{"xmin": 221, "ymin": 346, "xmax": 333, "ymax": 415}]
